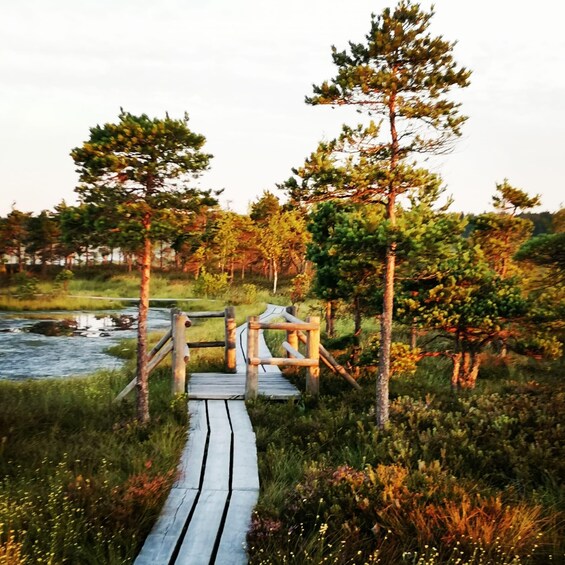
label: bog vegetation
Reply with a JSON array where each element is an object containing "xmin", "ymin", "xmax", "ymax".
[{"xmin": 1, "ymin": 0, "xmax": 564, "ymax": 562}]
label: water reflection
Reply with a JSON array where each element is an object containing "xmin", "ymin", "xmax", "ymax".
[{"xmin": 0, "ymin": 308, "xmax": 171, "ymax": 380}]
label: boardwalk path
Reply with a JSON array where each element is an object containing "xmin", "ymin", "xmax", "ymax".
[{"xmin": 135, "ymin": 305, "xmax": 299, "ymax": 565}]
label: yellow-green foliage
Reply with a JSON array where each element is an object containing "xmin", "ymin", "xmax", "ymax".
[
  {"xmin": 360, "ymin": 336, "xmax": 421, "ymax": 377},
  {"xmin": 193, "ymin": 270, "xmax": 229, "ymax": 299}
]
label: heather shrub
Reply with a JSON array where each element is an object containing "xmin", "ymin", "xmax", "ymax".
[{"xmin": 248, "ymin": 377, "xmax": 565, "ymax": 564}]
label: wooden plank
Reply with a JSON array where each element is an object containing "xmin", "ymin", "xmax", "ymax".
[
  {"xmin": 306, "ymin": 316, "xmax": 320, "ymax": 396},
  {"xmin": 202, "ymin": 400, "xmax": 231, "ymax": 491},
  {"xmin": 250, "ymin": 357, "xmax": 318, "ymax": 367},
  {"xmin": 246, "ymin": 316, "xmax": 259, "ymax": 400},
  {"xmin": 225, "ymin": 306, "xmax": 237, "ymax": 373},
  {"xmin": 189, "ymin": 393, "xmax": 246, "ymax": 400},
  {"xmin": 280, "ymin": 309, "xmax": 303, "ymax": 324},
  {"xmin": 186, "ymin": 340, "xmax": 225, "ymax": 348},
  {"xmin": 175, "ymin": 401, "xmax": 208, "ymax": 489},
  {"xmin": 174, "ymin": 489, "xmax": 229, "ymax": 565},
  {"xmin": 228, "ymin": 401, "xmax": 259, "ymax": 491},
  {"xmin": 226, "ymin": 401, "xmax": 253, "ymax": 433},
  {"xmin": 148, "ymin": 339, "xmax": 173, "ymax": 375},
  {"xmin": 114, "ymin": 340, "xmax": 172, "ymax": 402},
  {"xmin": 133, "ymin": 488, "xmax": 198, "ymax": 565},
  {"xmin": 281, "ymin": 341, "xmax": 305, "ymax": 359},
  {"xmin": 148, "ymin": 328, "xmax": 172, "ymax": 360},
  {"xmin": 250, "ymin": 320, "xmax": 319, "ymax": 331},
  {"xmin": 214, "ymin": 489, "xmax": 259, "ymax": 565}
]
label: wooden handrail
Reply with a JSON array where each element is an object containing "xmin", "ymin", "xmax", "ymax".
[
  {"xmin": 186, "ymin": 340, "xmax": 225, "ymax": 348},
  {"xmin": 185, "ymin": 310, "xmax": 226, "ymax": 318},
  {"xmin": 148, "ymin": 328, "xmax": 172, "ymax": 361},
  {"xmin": 249, "ymin": 321, "xmax": 319, "ymax": 331},
  {"xmin": 245, "ymin": 314, "xmax": 321, "ymax": 399},
  {"xmin": 295, "ymin": 330, "xmax": 360, "ymax": 390},
  {"xmin": 281, "ymin": 341, "xmax": 304, "ymax": 359},
  {"xmin": 115, "ymin": 306, "xmax": 237, "ymax": 402},
  {"xmin": 249, "ymin": 357, "xmax": 317, "ymax": 367}
]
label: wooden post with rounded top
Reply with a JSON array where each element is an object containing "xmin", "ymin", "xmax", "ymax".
[
  {"xmin": 245, "ymin": 316, "xmax": 259, "ymax": 400},
  {"xmin": 172, "ymin": 309, "xmax": 189, "ymax": 394},
  {"xmin": 224, "ymin": 306, "xmax": 237, "ymax": 373},
  {"xmin": 285, "ymin": 306, "xmax": 298, "ymax": 358},
  {"xmin": 306, "ymin": 316, "xmax": 320, "ymax": 396}
]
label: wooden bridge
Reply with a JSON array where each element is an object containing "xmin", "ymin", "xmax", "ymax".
[{"xmin": 134, "ymin": 305, "xmax": 300, "ymax": 565}]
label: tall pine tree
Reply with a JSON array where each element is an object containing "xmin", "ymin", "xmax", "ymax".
[
  {"xmin": 287, "ymin": 1, "xmax": 470, "ymax": 427},
  {"xmin": 72, "ymin": 110, "xmax": 216, "ymax": 424}
]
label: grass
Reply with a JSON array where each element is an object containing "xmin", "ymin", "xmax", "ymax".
[
  {"xmin": 0, "ymin": 291, "xmax": 247, "ymax": 564},
  {"xmin": 0, "ymin": 368, "xmax": 188, "ymax": 564},
  {"xmin": 0, "ymin": 269, "xmax": 286, "ymax": 312},
  {"xmin": 4, "ymin": 274, "xmax": 563, "ymax": 563},
  {"xmin": 246, "ymin": 358, "xmax": 565, "ymax": 564}
]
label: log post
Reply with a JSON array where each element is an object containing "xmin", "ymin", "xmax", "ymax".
[
  {"xmin": 285, "ymin": 306, "xmax": 298, "ymax": 358},
  {"xmin": 172, "ymin": 309, "xmax": 188, "ymax": 394},
  {"xmin": 224, "ymin": 306, "xmax": 237, "ymax": 373},
  {"xmin": 245, "ymin": 315, "xmax": 259, "ymax": 400},
  {"xmin": 306, "ymin": 316, "xmax": 320, "ymax": 396}
]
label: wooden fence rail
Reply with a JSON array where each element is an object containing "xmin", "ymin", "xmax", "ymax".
[
  {"xmin": 114, "ymin": 306, "xmax": 237, "ymax": 402},
  {"xmin": 246, "ymin": 314, "xmax": 320, "ymax": 399},
  {"xmin": 282, "ymin": 307, "xmax": 360, "ymax": 391}
]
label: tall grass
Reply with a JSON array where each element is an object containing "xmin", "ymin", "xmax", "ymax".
[
  {"xmin": 247, "ymin": 365, "xmax": 565, "ymax": 564},
  {"xmin": 0, "ymin": 271, "xmax": 282, "ymax": 312},
  {"xmin": 0, "ymin": 368, "xmax": 189, "ymax": 563}
]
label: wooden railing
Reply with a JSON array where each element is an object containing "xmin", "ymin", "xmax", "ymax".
[
  {"xmin": 115, "ymin": 306, "xmax": 236, "ymax": 402},
  {"xmin": 282, "ymin": 307, "xmax": 360, "ymax": 391},
  {"xmin": 244, "ymin": 306, "xmax": 360, "ymax": 400},
  {"xmin": 246, "ymin": 314, "xmax": 320, "ymax": 400}
]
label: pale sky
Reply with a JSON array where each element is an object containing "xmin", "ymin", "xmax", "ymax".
[{"xmin": 1, "ymin": 0, "xmax": 564, "ymax": 217}]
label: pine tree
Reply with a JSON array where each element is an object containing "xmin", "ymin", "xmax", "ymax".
[
  {"xmin": 288, "ymin": 1, "xmax": 470, "ymax": 427},
  {"xmin": 71, "ymin": 110, "xmax": 216, "ymax": 424}
]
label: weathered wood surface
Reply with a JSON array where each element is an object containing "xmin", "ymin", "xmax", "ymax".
[
  {"xmin": 136, "ymin": 306, "xmax": 298, "ymax": 565},
  {"xmin": 134, "ymin": 400, "xmax": 259, "ymax": 565},
  {"xmin": 187, "ymin": 304, "xmax": 300, "ymax": 401}
]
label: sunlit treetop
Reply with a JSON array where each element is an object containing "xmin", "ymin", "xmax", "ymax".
[
  {"xmin": 71, "ymin": 110, "xmax": 214, "ymax": 211},
  {"xmin": 307, "ymin": 0, "xmax": 471, "ymax": 155},
  {"xmin": 492, "ymin": 179, "xmax": 541, "ymax": 215}
]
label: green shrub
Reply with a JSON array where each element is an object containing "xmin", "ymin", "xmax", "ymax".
[
  {"xmin": 247, "ymin": 377, "xmax": 565, "ymax": 563},
  {"xmin": 0, "ymin": 369, "xmax": 187, "ymax": 563},
  {"xmin": 228, "ymin": 283, "xmax": 258, "ymax": 305},
  {"xmin": 12, "ymin": 272, "xmax": 39, "ymax": 299},
  {"xmin": 193, "ymin": 269, "xmax": 229, "ymax": 299},
  {"xmin": 54, "ymin": 269, "xmax": 74, "ymax": 293}
]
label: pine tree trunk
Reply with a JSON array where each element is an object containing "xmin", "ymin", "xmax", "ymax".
[
  {"xmin": 460, "ymin": 351, "xmax": 481, "ymax": 389},
  {"xmin": 354, "ymin": 296, "xmax": 362, "ymax": 335},
  {"xmin": 18, "ymin": 247, "xmax": 24, "ymax": 273},
  {"xmin": 377, "ymin": 244, "xmax": 395, "ymax": 428},
  {"xmin": 136, "ymin": 233, "xmax": 152, "ymax": 425},
  {"xmin": 376, "ymin": 88, "xmax": 400, "ymax": 430},
  {"xmin": 451, "ymin": 352, "xmax": 462, "ymax": 390}
]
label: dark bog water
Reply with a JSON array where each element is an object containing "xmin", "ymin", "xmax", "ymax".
[{"xmin": 0, "ymin": 308, "xmax": 172, "ymax": 380}]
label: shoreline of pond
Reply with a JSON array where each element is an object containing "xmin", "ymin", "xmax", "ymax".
[{"xmin": 0, "ymin": 307, "xmax": 172, "ymax": 380}]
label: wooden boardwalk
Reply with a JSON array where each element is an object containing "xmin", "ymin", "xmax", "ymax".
[
  {"xmin": 135, "ymin": 305, "xmax": 299, "ymax": 565},
  {"xmin": 188, "ymin": 304, "xmax": 300, "ymax": 400}
]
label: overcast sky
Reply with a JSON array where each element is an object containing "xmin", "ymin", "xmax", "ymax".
[{"xmin": 1, "ymin": 0, "xmax": 564, "ymax": 217}]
